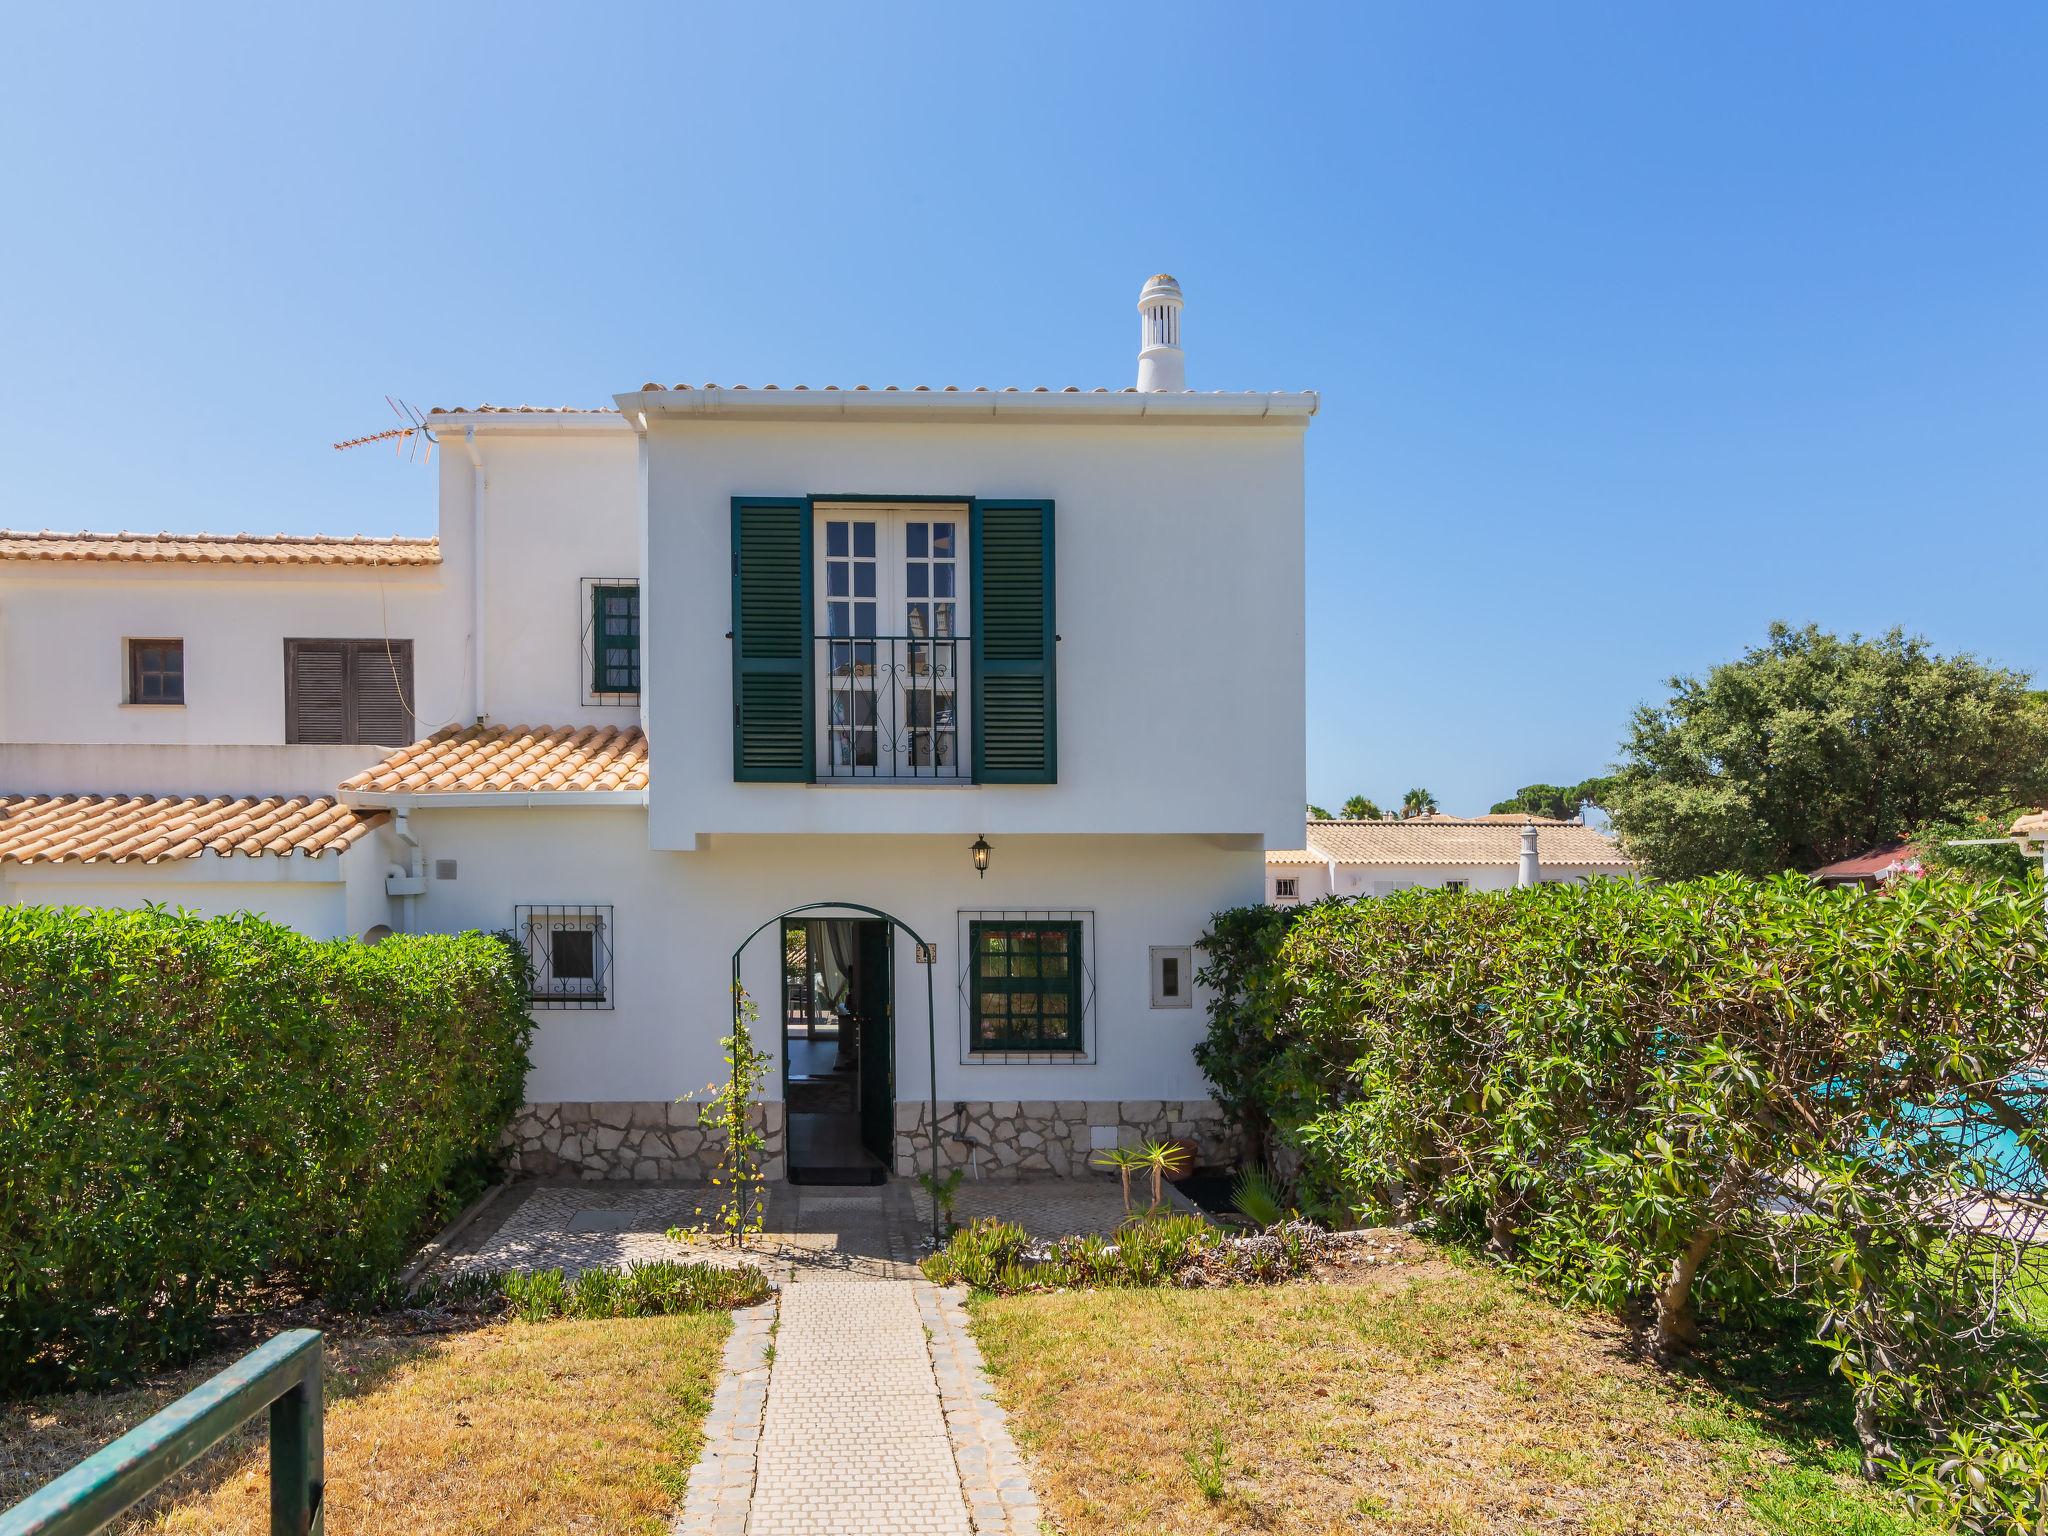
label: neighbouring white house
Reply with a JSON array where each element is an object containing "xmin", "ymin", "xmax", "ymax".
[
  {"xmin": 0, "ymin": 274, "xmax": 1310, "ymax": 1185},
  {"xmin": 1266, "ymin": 814, "xmax": 1633, "ymax": 904}
]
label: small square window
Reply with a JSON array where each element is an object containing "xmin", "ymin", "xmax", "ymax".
[
  {"xmin": 128, "ymin": 639, "xmax": 184, "ymax": 705},
  {"xmin": 1444, "ymin": 879, "xmax": 1468, "ymax": 893},
  {"xmin": 516, "ymin": 904, "xmax": 613, "ymax": 1009},
  {"xmin": 1150, "ymin": 946, "xmax": 1194, "ymax": 1009},
  {"xmin": 1273, "ymin": 877, "xmax": 1298, "ymax": 902}
]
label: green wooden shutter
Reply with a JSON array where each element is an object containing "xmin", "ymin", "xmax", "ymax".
[
  {"xmin": 971, "ymin": 499, "xmax": 1057, "ymax": 784},
  {"xmin": 591, "ymin": 583, "xmax": 640, "ymax": 695},
  {"xmin": 731, "ymin": 497, "xmax": 813, "ymax": 781}
]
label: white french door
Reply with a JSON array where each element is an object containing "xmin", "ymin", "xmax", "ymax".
[{"xmin": 815, "ymin": 504, "xmax": 970, "ymax": 779}]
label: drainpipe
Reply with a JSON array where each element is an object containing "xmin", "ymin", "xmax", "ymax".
[
  {"xmin": 385, "ymin": 808, "xmax": 427, "ymax": 932},
  {"xmin": 464, "ymin": 427, "xmax": 488, "ymax": 725},
  {"xmin": 1517, "ymin": 825, "xmax": 1541, "ymax": 889}
]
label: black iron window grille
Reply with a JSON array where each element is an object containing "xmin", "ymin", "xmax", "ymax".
[
  {"xmin": 581, "ymin": 578, "xmax": 640, "ymax": 704},
  {"xmin": 516, "ymin": 904, "xmax": 614, "ymax": 1009},
  {"xmin": 817, "ymin": 633, "xmax": 968, "ymax": 780},
  {"xmin": 956, "ymin": 909, "xmax": 1096, "ymax": 1061}
]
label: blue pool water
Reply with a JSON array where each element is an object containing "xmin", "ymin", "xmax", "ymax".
[{"xmin": 1889, "ymin": 1069, "xmax": 2045, "ymax": 1197}]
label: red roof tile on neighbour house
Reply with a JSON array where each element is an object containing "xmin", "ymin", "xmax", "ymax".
[
  {"xmin": 1810, "ymin": 843, "xmax": 1924, "ymax": 883},
  {"xmin": 340, "ymin": 724, "xmax": 649, "ymax": 795},
  {"xmin": 1265, "ymin": 819, "xmax": 1632, "ymax": 868},
  {"xmin": 0, "ymin": 795, "xmax": 382, "ymax": 863},
  {"xmin": 0, "ymin": 532, "xmax": 440, "ymax": 567}
]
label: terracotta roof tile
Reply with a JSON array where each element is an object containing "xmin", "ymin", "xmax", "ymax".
[
  {"xmin": 340, "ymin": 724, "xmax": 649, "ymax": 795},
  {"xmin": 0, "ymin": 531, "xmax": 440, "ymax": 567},
  {"xmin": 617, "ymin": 383, "xmax": 1292, "ymax": 396},
  {"xmin": 1811, "ymin": 842, "xmax": 1925, "ymax": 881},
  {"xmin": 0, "ymin": 795, "xmax": 382, "ymax": 864},
  {"xmin": 425, "ymin": 404, "xmax": 619, "ymax": 416},
  {"xmin": 1265, "ymin": 819, "xmax": 1632, "ymax": 869}
]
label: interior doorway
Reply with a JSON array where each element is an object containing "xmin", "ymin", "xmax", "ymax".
[{"xmin": 781, "ymin": 916, "xmax": 893, "ymax": 1184}]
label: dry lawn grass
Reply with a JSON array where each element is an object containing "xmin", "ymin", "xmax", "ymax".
[
  {"xmin": 0, "ymin": 1313, "xmax": 727, "ymax": 1535},
  {"xmin": 970, "ymin": 1240, "xmax": 1931, "ymax": 1536}
]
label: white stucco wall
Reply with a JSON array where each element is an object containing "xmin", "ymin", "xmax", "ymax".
[
  {"xmin": 0, "ymin": 562, "xmax": 465, "ymax": 754},
  {"xmin": 640, "ymin": 418, "xmax": 1307, "ymax": 847},
  {"xmin": 446, "ymin": 428, "xmax": 642, "ymax": 729},
  {"xmin": 1270, "ymin": 861, "xmax": 1625, "ymax": 903},
  {"xmin": 397, "ymin": 806, "xmax": 1256, "ymax": 1106},
  {"xmin": 0, "ymin": 838, "xmax": 392, "ymax": 940}
]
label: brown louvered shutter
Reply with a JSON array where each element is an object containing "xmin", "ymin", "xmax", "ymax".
[
  {"xmin": 285, "ymin": 639, "xmax": 414, "ymax": 745},
  {"xmin": 971, "ymin": 500, "xmax": 1057, "ymax": 783},
  {"xmin": 285, "ymin": 640, "xmax": 349, "ymax": 744},
  {"xmin": 352, "ymin": 639, "xmax": 414, "ymax": 745}
]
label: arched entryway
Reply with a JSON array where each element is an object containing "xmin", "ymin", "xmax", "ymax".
[{"xmin": 731, "ymin": 902, "xmax": 938, "ymax": 1200}]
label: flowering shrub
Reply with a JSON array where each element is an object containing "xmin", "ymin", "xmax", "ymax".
[{"xmin": 0, "ymin": 905, "xmax": 535, "ymax": 1391}]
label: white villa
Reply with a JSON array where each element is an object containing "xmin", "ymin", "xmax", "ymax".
[
  {"xmin": 0, "ymin": 275, "xmax": 1310, "ymax": 1184},
  {"xmin": 1266, "ymin": 815, "xmax": 1632, "ymax": 904}
]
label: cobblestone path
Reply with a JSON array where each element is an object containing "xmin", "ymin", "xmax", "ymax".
[{"xmin": 671, "ymin": 1187, "xmax": 1042, "ymax": 1535}]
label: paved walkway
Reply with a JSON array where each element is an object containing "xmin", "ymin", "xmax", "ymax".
[{"xmin": 433, "ymin": 1179, "xmax": 1058, "ymax": 1534}]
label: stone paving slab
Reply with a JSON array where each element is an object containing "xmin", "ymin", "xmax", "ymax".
[
  {"xmin": 745, "ymin": 1283, "xmax": 973, "ymax": 1536},
  {"xmin": 915, "ymin": 1173, "xmax": 1137, "ymax": 1239}
]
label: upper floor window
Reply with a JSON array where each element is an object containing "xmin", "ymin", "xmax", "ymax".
[
  {"xmin": 819, "ymin": 507, "xmax": 967, "ymax": 779},
  {"xmin": 284, "ymin": 638, "xmax": 414, "ymax": 746},
  {"xmin": 126, "ymin": 638, "xmax": 184, "ymax": 705},
  {"xmin": 582, "ymin": 578, "xmax": 640, "ymax": 703},
  {"xmin": 1273, "ymin": 877, "xmax": 1298, "ymax": 902},
  {"xmin": 730, "ymin": 496, "xmax": 1056, "ymax": 787}
]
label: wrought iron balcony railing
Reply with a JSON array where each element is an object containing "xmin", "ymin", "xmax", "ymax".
[{"xmin": 816, "ymin": 633, "xmax": 969, "ymax": 781}]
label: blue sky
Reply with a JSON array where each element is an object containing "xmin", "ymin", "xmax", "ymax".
[{"xmin": 3, "ymin": 4, "xmax": 2042, "ymax": 815}]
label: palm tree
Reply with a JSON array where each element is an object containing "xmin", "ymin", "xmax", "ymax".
[
  {"xmin": 1340, "ymin": 794, "xmax": 1381, "ymax": 820},
  {"xmin": 1401, "ymin": 787, "xmax": 1438, "ymax": 819}
]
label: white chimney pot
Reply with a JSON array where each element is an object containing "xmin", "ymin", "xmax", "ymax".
[
  {"xmin": 1136, "ymin": 273, "xmax": 1185, "ymax": 392},
  {"xmin": 1517, "ymin": 825, "xmax": 1542, "ymax": 888}
]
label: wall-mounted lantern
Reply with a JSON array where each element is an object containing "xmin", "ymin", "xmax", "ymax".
[{"xmin": 971, "ymin": 835, "xmax": 992, "ymax": 879}]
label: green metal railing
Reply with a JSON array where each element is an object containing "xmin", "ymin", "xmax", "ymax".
[{"xmin": 0, "ymin": 1329, "xmax": 323, "ymax": 1536}]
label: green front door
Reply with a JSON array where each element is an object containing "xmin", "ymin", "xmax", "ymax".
[{"xmin": 856, "ymin": 920, "xmax": 895, "ymax": 1168}]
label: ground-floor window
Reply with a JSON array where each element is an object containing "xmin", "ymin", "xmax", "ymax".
[
  {"xmin": 516, "ymin": 904, "xmax": 614, "ymax": 1009},
  {"xmin": 968, "ymin": 919, "xmax": 1084, "ymax": 1052}
]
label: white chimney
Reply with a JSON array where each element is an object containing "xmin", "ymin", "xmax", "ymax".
[
  {"xmin": 1517, "ymin": 825, "xmax": 1541, "ymax": 888},
  {"xmin": 1136, "ymin": 273, "xmax": 1185, "ymax": 392}
]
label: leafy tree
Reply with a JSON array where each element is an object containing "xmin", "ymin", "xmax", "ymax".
[
  {"xmin": 1605, "ymin": 623, "xmax": 2048, "ymax": 879},
  {"xmin": 1400, "ymin": 787, "xmax": 1438, "ymax": 819},
  {"xmin": 1306, "ymin": 802, "xmax": 1332, "ymax": 820},
  {"xmin": 1340, "ymin": 794, "xmax": 1382, "ymax": 820},
  {"xmin": 1489, "ymin": 777, "xmax": 1614, "ymax": 820},
  {"xmin": 1913, "ymin": 803, "xmax": 2039, "ymax": 887}
]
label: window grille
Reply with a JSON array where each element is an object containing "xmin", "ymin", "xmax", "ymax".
[
  {"xmin": 955, "ymin": 909, "xmax": 1095, "ymax": 1063},
  {"xmin": 1274, "ymin": 877, "xmax": 1298, "ymax": 902},
  {"xmin": 581, "ymin": 578, "xmax": 640, "ymax": 704},
  {"xmin": 516, "ymin": 904, "xmax": 614, "ymax": 1009}
]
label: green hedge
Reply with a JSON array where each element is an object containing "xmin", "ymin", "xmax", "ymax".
[
  {"xmin": 1196, "ymin": 874, "xmax": 2048, "ymax": 1481},
  {"xmin": 0, "ymin": 905, "xmax": 534, "ymax": 1392}
]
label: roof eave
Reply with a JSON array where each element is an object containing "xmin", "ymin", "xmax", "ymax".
[
  {"xmin": 339, "ymin": 788, "xmax": 649, "ymax": 810},
  {"xmin": 613, "ymin": 388, "xmax": 1319, "ymax": 426}
]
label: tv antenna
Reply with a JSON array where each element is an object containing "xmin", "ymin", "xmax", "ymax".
[{"xmin": 333, "ymin": 397, "xmax": 436, "ymax": 463}]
